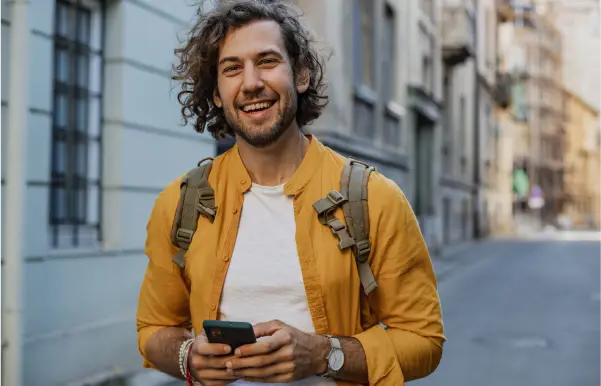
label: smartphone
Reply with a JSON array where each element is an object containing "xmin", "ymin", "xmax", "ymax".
[{"xmin": 203, "ymin": 320, "xmax": 257, "ymax": 352}]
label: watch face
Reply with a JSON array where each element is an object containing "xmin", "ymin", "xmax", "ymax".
[{"xmin": 328, "ymin": 349, "xmax": 344, "ymax": 371}]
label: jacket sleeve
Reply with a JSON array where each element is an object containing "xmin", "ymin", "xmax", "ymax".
[
  {"xmin": 353, "ymin": 174, "xmax": 446, "ymax": 385},
  {"xmin": 136, "ymin": 183, "xmax": 192, "ymax": 368}
]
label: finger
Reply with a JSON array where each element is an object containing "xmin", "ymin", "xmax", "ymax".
[
  {"xmin": 195, "ymin": 341, "xmax": 232, "ymax": 356},
  {"xmin": 243, "ymin": 373, "xmax": 294, "ymax": 384},
  {"xmin": 235, "ymin": 333, "xmax": 288, "ymax": 357},
  {"xmin": 228, "ymin": 345, "xmax": 292, "ymax": 370},
  {"xmin": 190, "ymin": 353, "xmax": 236, "ymax": 370},
  {"xmin": 253, "ymin": 320, "xmax": 284, "ymax": 339},
  {"xmin": 230, "ymin": 361, "xmax": 293, "ymax": 378},
  {"xmin": 194, "ymin": 368, "xmax": 240, "ymax": 381}
]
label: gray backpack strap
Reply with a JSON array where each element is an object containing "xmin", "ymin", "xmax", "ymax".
[
  {"xmin": 312, "ymin": 158, "xmax": 377, "ymax": 295},
  {"xmin": 340, "ymin": 158, "xmax": 377, "ymax": 295},
  {"xmin": 170, "ymin": 158, "xmax": 216, "ymax": 269}
]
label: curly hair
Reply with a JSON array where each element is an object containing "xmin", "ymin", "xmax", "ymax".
[{"xmin": 173, "ymin": 0, "xmax": 329, "ymax": 139}]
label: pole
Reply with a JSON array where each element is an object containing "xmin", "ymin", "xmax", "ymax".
[
  {"xmin": 4, "ymin": 0, "xmax": 31, "ymax": 385},
  {"xmin": 472, "ymin": 0, "xmax": 481, "ymax": 238}
]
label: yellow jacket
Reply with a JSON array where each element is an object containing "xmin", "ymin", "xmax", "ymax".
[{"xmin": 136, "ymin": 136, "xmax": 445, "ymax": 385}]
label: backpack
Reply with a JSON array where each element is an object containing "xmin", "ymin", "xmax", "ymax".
[{"xmin": 169, "ymin": 157, "xmax": 378, "ymax": 295}]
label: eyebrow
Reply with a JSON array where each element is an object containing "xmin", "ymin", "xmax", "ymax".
[{"xmin": 218, "ymin": 49, "xmax": 284, "ymax": 67}]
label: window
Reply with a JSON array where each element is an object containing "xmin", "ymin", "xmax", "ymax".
[
  {"xmin": 354, "ymin": 0, "xmax": 375, "ymax": 89},
  {"xmin": 382, "ymin": 5, "xmax": 396, "ymax": 102},
  {"xmin": 50, "ymin": 0, "xmax": 103, "ymax": 248},
  {"xmin": 419, "ymin": 26, "xmax": 435, "ymax": 95},
  {"xmin": 352, "ymin": 0, "xmax": 376, "ymax": 140},
  {"xmin": 382, "ymin": 4, "xmax": 401, "ymax": 149}
]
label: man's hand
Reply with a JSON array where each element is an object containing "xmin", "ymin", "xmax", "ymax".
[
  {"xmin": 188, "ymin": 335, "xmax": 241, "ymax": 386},
  {"xmin": 225, "ymin": 320, "xmax": 330, "ymax": 383}
]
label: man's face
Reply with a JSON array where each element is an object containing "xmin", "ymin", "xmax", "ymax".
[{"xmin": 214, "ymin": 20, "xmax": 308, "ymax": 148}]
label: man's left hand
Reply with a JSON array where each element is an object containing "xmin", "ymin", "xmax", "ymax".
[{"xmin": 225, "ymin": 320, "xmax": 330, "ymax": 383}]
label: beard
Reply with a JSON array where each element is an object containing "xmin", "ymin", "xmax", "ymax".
[{"xmin": 223, "ymin": 90, "xmax": 297, "ymax": 148}]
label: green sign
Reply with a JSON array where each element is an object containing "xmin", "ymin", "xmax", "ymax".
[{"xmin": 513, "ymin": 169, "xmax": 529, "ymax": 198}]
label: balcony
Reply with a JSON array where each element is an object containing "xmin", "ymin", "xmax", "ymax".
[{"xmin": 441, "ymin": 5, "xmax": 475, "ymax": 66}]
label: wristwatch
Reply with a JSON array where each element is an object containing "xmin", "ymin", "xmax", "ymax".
[{"xmin": 320, "ymin": 335, "xmax": 344, "ymax": 378}]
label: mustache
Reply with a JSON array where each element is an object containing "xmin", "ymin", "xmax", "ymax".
[{"xmin": 234, "ymin": 93, "xmax": 275, "ymax": 109}]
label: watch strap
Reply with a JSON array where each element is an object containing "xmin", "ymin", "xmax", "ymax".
[{"xmin": 321, "ymin": 335, "xmax": 343, "ymax": 378}]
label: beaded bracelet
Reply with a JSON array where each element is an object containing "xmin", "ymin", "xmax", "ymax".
[{"xmin": 179, "ymin": 339, "xmax": 195, "ymax": 380}]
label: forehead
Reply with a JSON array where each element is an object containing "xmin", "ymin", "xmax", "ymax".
[{"xmin": 219, "ymin": 20, "xmax": 287, "ymax": 60}]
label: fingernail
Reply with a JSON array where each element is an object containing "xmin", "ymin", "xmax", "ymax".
[
  {"xmin": 235, "ymin": 349, "xmax": 241, "ymax": 356},
  {"xmin": 226, "ymin": 361, "xmax": 232, "ymax": 369},
  {"xmin": 224, "ymin": 346, "xmax": 231, "ymax": 354}
]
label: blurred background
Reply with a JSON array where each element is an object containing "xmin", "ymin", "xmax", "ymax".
[{"xmin": 1, "ymin": 0, "xmax": 599, "ymax": 385}]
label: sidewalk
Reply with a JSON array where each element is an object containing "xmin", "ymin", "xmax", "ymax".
[{"xmin": 430, "ymin": 237, "xmax": 502, "ymax": 281}]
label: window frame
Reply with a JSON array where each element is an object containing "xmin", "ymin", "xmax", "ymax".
[{"xmin": 49, "ymin": 0, "xmax": 104, "ymax": 249}]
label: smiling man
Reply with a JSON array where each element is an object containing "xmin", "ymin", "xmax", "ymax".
[{"xmin": 136, "ymin": 1, "xmax": 445, "ymax": 385}]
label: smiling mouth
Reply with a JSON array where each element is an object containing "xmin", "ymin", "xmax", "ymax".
[{"xmin": 240, "ymin": 100, "xmax": 276, "ymax": 114}]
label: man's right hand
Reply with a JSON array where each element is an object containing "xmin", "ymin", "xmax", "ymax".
[{"xmin": 188, "ymin": 335, "xmax": 240, "ymax": 386}]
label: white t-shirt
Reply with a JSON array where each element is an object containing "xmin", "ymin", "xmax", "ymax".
[{"xmin": 219, "ymin": 183, "xmax": 335, "ymax": 386}]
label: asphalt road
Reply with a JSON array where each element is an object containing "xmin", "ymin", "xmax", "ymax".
[{"xmin": 414, "ymin": 232, "xmax": 601, "ymax": 386}]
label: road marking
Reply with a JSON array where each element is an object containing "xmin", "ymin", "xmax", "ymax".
[{"xmin": 508, "ymin": 337, "xmax": 549, "ymax": 350}]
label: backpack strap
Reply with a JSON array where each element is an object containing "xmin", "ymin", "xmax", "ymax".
[
  {"xmin": 312, "ymin": 190, "xmax": 356, "ymax": 249},
  {"xmin": 340, "ymin": 158, "xmax": 377, "ymax": 295},
  {"xmin": 170, "ymin": 157, "xmax": 216, "ymax": 269},
  {"xmin": 312, "ymin": 158, "xmax": 378, "ymax": 296}
]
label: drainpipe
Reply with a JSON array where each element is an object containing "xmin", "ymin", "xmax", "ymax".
[{"xmin": 4, "ymin": 0, "xmax": 31, "ymax": 385}]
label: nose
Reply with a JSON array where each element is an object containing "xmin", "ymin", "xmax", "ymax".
[{"xmin": 241, "ymin": 65, "xmax": 264, "ymax": 94}]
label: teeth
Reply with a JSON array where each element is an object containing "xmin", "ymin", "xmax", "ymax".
[{"xmin": 242, "ymin": 101, "xmax": 273, "ymax": 112}]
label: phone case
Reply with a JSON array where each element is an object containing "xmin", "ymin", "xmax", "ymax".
[{"xmin": 203, "ymin": 320, "xmax": 257, "ymax": 351}]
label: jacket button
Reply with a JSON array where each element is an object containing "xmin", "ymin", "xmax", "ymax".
[
  {"xmin": 232, "ymin": 208, "xmax": 238, "ymax": 214},
  {"xmin": 223, "ymin": 255, "xmax": 230, "ymax": 262},
  {"xmin": 211, "ymin": 304, "xmax": 216, "ymax": 311},
  {"xmin": 240, "ymin": 179, "xmax": 246, "ymax": 185}
]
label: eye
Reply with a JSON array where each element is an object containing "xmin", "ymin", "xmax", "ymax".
[
  {"xmin": 223, "ymin": 65, "xmax": 241, "ymax": 73},
  {"xmin": 259, "ymin": 58, "xmax": 278, "ymax": 66}
]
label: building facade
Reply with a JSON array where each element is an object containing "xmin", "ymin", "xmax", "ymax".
[
  {"xmin": 539, "ymin": 0, "xmax": 600, "ymax": 229},
  {"xmin": 562, "ymin": 91, "xmax": 600, "ymax": 229},
  {"xmin": 294, "ymin": 0, "xmax": 438, "ymax": 246},
  {"xmin": 2, "ymin": 0, "xmax": 215, "ymax": 385},
  {"xmin": 497, "ymin": 2, "xmax": 566, "ymax": 228},
  {"xmin": 438, "ymin": 0, "xmax": 477, "ymax": 245}
]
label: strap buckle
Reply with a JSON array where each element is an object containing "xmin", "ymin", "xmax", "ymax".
[
  {"xmin": 327, "ymin": 218, "xmax": 355, "ymax": 250},
  {"xmin": 355, "ymin": 239, "xmax": 371, "ymax": 263},
  {"xmin": 176, "ymin": 228, "xmax": 194, "ymax": 245},
  {"xmin": 327, "ymin": 190, "xmax": 346, "ymax": 205},
  {"xmin": 197, "ymin": 189, "xmax": 216, "ymax": 220}
]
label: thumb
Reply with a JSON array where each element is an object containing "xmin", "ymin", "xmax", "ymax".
[{"xmin": 253, "ymin": 319, "xmax": 285, "ymax": 338}]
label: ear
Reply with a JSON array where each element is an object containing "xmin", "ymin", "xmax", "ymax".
[
  {"xmin": 295, "ymin": 67, "xmax": 310, "ymax": 94},
  {"xmin": 213, "ymin": 88, "xmax": 222, "ymax": 108}
]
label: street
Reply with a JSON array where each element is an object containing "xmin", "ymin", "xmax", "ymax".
[{"xmin": 415, "ymin": 233, "xmax": 601, "ymax": 386}]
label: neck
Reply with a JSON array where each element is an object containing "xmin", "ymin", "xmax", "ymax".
[{"xmin": 236, "ymin": 124, "xmax": 310, "ymax": 186}]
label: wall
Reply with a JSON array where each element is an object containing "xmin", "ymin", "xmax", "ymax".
[
  {"xmin": 299, "ymin": 0, "xmax": 412, "ymax": 193},
  {"xmin": 1, "ymin": 1, "xmax": 215, "ymax": 385},
  {"xmin": 563, "ymin": 92, "xmax": 600, "ymax": 229}
]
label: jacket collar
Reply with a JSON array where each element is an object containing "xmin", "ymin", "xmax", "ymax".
[{"xmin": 229, "ymin": 134, "xmax": 325, "ymax": 196}]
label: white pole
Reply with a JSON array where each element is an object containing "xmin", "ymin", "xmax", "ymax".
[{"xmin": 4, "ymin": 0, "xmax": 31, "ymax": 385}]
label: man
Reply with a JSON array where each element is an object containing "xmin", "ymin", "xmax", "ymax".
[{"xmin": 136, "ymin": 0, "xmax": 445, "ymax": 385}]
